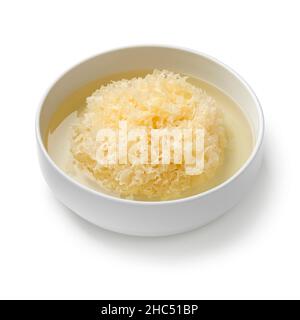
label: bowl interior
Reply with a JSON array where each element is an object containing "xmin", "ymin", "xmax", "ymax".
[{"xmin": 39, "ymin": 46, "xmax": 262, "ymax": 156}]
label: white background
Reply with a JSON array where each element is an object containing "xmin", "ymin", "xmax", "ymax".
[{"xmin": 0, "ymin": 0, "xmax": 299, "ymax": 300}]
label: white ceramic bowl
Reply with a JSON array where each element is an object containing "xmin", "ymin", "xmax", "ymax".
[{"xmin": 36, "ymin": 46, "xmax": 264, "ymax": 236}]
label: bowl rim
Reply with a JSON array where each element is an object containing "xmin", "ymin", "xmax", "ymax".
[{"xmin": 36, "ymin": 44, "xmax": 264, "ymax": 206}]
